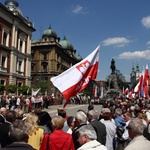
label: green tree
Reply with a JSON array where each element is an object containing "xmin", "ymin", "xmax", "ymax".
[
  {"xmin": 7, "ymin": 84, "xmax": 18, "ymax": 94},
  {"xmin": 39, "ymin": 80, "xmax": 49, "ymax": 95},
  {"xmin": 0, "ymin": 84, "xmax": 6, "ymax": 94},
  {"xmin": 18, "ymin": 85, "xmax": 29, "ymax": 95}
]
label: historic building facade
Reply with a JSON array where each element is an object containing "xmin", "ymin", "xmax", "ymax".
[
  {"xmin": 130, "ymin": 62, "xmax": 141, "ymax": 85},
  {"xmin": 31, "ymin": 26, "xmax": 82, "ymax": 95},
  {"xmin": 0, "ymin": 0, "xmax": 35, "ymax": 93}
]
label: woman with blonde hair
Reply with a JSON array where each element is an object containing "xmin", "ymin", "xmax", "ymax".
[{"xmin": 25, "ymin": 112, "xmax": 44, "ymax": 150}]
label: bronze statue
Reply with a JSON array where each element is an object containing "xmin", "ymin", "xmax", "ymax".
[{"xmin": 110, "ymin": 59, "xmax": 116, "ymax": 74}]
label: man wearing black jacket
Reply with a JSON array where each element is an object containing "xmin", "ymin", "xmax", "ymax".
[
  {"xmin": 72, "ymin": 110, "xmax": 87, "ymax": 150},
  {"xmin": 88, "ymin": 109, "xmax": 106, "ymax": 145}
]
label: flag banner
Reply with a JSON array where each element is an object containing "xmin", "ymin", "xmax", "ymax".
[
  {"xmin": 100, "ymin": 86, "xmax": 103, "ymax": 98},
  {"xmin": 32, "ymin": 88, "xmax": 41, "ymax": 96},
  {"xmin": 144, "ymin": 64, "xmax": 149, "ymax": 98},
  {"xmin": 134, "ymin": 81, "xmax": 140, "ymax": 93},
  {"xmin": 50, "ymin": 45, "xmax": 100, "ymax": 107},
  {"xmin": 94, "ymin": 86, "xmax": 98, "ymax": 97},
  {"xmin": 134, "ymin": 64, "xmax": 150, "ymax": 98},
  {"xmin": 124, "ymin": 88, "xmax": 129, "ymax": 94},
  {"xmin": 134, "ymin": 71, "xmax": 143, "ymax": 94}
]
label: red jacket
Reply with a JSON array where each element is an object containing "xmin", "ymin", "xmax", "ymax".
[{"xmin": 40, "ymin": 130, "xmax": 75, "ymax": 150}]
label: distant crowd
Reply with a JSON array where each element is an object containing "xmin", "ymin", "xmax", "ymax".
[
  {"xmin": 0, "ymin": 96, "xmax": 150, "ymax": 150},
  {"xmin": 0, "ymin": 94, "xmax": 57, "ymax": 113}
]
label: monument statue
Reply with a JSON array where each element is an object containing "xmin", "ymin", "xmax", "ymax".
[
  {"xmin": 110, "ymin": 59, "xmax": 116, "ymax": 74},
  {"xmin": 102, "ymin": 58, "xmax": 122, "ymax": 99}
]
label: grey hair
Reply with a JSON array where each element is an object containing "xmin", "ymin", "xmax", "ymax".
[
  {"xmin": 88, "ymin": 109, "xmax": 99, "ymax": 120},
  {"xmin": 10, "ymin": 120, "xmax": 29, "ymax": 143},
  {"xmin": 75, "ymin": 111, "xmax": 87, "ymax": 123},
  {"xmin": 77, "ymin": 124, "xmax": 97, "ymax": 140},
  {"xmin": 115, "ymin": 108, "xmax": 122, "ymax": 115},
  {"xmin": 128, "ymin": 118, "xmax": 145, "ymax": 135}
]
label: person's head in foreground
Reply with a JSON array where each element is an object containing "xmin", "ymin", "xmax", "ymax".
[
  {"xmin": 10, "ymin": 119, "xmax": 29, "ymax": 143},
  {"xmin": 51, "ymin": 115, "xmax": 64, "ymax": 130},
  {"xmin": 127, "ymin": 117, "xmax": 145, "ymax": 139},
  {"xmin": 77, "ymin": 124, "xmax": 97, "ymax": 145},
  {"xmin": 76, "ymin": 124, "xmax": 107, "ymax": 150}
]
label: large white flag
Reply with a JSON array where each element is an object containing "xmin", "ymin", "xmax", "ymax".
[{"xmin": 50, "ymin": 45, "xmax": 100, "ymax": 107}]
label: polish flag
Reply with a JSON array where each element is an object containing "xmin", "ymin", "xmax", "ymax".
[
  {"xmin": 94, "ymin": 86, "xmax": 98, "ymax": 97},
  {"xmin": 127, "ymin": 89, "xmax": 135, "ymax": 99},
  {"xmin": 140, "ymin": 69, "xmax": 146, "ymax": 97},
  {"xmin": 144, "ymin": 64, "xmax": 149, "ymax": 98},
  {"xmin": 50, "ymin": 46, "xmax": 100, "ymax": 107},
  {"xmin": 124, "ymin": 88, "xmax": 129, "ymax": 94},
  {"xmin": 134, "ymin": 72, "xmax": 143, "ymax": 93}
]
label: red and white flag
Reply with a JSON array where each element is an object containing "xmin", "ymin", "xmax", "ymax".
[
  {"xmin": 144, "ymin": 64, "xmax": 149, "ymax": 98},
  {"xmin": 94, "ymin": 86, "xmax": 98, "ymax": 97},
  {"xmin": 124, "ymin": 88, "xmax": 129, "ymax": 94},
  {"xmin": 50, "ymin": 45, "xmax": 100, "ymax": 107},
  {"xmin": 134, "ymin": 72, "xmax": 143, "ymax": 93}
]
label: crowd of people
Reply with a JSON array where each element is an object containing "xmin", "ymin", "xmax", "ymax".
[
  {"xmin": 0, "ymin": 95, "xmax": 150, "ymax": 150},
  {"xmin": 0, "ymin": 94, "xmax": 56, "ymax": 113}
]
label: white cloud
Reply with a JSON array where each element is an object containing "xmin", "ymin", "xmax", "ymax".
[
  {"xmin": 72, "ymin": 5, "xmax": 83, "ymax": 14},
  {"xmin": 117, "ymin": 50, "xmax": 150, "ymax": 60},
  {"xmin": 72, "ymin": 5, "xmax": 88, "ymax": 14},
  {"xmin": 141, "ymin": 16, "xmax": 150, "ymax": 28},
  {"xmin": 102, "ymin": 37, "xmax": 130, "ymax": 47},
  {"xmin": 146, "ymin": 41, "xmax": 150, "ymax": 45},
  {"xmin": 146, "ymin": 41, "xmax": 150, "ymax": 48}
]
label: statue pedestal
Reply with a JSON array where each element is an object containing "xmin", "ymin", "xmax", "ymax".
[{"xmin": 106, "ymin": 73, "xmax": 121, "ymax": 99}]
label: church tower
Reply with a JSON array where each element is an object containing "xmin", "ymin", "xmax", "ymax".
[{"xmin": 130, "ymin": 61, "xmax": 141, "ymax": 85}]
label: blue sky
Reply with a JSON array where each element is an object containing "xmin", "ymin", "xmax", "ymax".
[{"xmin": 2, "ymin": 0, "xmax": 150, "ymax": 82}]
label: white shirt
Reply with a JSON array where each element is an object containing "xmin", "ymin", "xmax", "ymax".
[
  {"xmin": 16, "ymin": 97, "xmax": 20, "ymax": 105},
  {"xmin": 122, "ymin": 120, "xmax": 130, "ymax": 140},
  {"xmin": 77, "ymin": 140, "xmax": 107, "ymax": 150},
  {"xmin": 100, "ymin": 120, "xmax": 116, "ymax": 150}
]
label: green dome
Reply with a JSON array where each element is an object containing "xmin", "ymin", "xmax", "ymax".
[
  {"xmin": 42, "ymin": 26, "xmax": 57, "ymax": 38},
  {"xmin": 77, "ymin": 54, "xmax": 83, "ymax": 61},
  {"xmin": 59, "ymin": 36, "xmax": 73, "ymax": 50}
]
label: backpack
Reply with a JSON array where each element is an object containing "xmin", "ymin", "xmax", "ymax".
[{"xmin": 116, "ymin": 126, "xmax": 125, "ymax": 139}]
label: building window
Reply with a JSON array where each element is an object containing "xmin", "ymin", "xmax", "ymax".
[
  {"xmin": 18, "ymin": 61, "xmax": 22, "ymax": 72},
  {"xmin": 18, "ymin": 33, "xmax": 26, "ymax": 53},
  {"xmin": 0, "ymin": 53, "xmax": 8, "ymax": 72},
  {"xmin": 0, "ymin": 79, "xmax": 5, "ymax": 85},
  {"xmin": 17, "ymin": 82, "xmax": 22, "ymax": 87},
  {"xmin": 31, "ymin": 65, "xmax": 34, "ymax": 72},
  {"xmin": 1, "ymin": 56, "xmax": 6, "ymax": 68},
  {"xmin": 43, "ymin": 65, "xmax": 47, "ymax": 72},
  {"xmin": 20, "ymin": 41, "xmax": 23, "ymax": 52},
  {"xmin": 3, "ymin": 32, "xmax": 7, "ymax": 45},
  {"xmin": 17, "ymin": 59, "xmax": 24, "ymax": 74},
  {"xmin": 2, "ymin": 28, "xmax": 9, "ymax": 47},
  {"xmin": 43, "ymin": 53, "xmax": 47, "ymax": 60}
]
